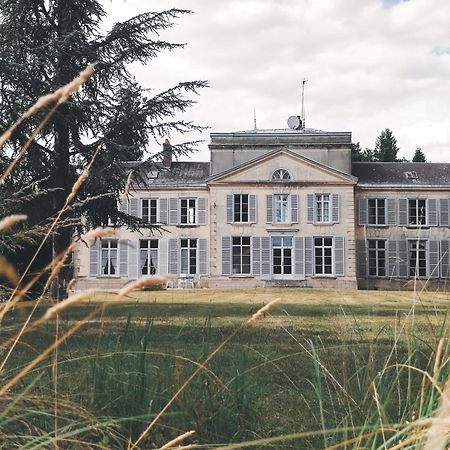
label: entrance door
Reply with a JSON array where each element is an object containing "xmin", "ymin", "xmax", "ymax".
[{"xmin": 272, "ymin": 236, "xmax": 293, "ymax": 279}]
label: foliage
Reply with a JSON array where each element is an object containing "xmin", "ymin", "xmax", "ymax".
[
  {"xmin": 373, "ymin": 128, "xmax": 400, "ymax": 162},
  {"xmin": 412, "ymin": 147, "xmax": 426, "ymax": 162},
  {"xmin": 351, "ymin": 142, "xmax": 376, "ymax": 162}
]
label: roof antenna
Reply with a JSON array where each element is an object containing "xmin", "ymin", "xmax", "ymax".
[
  {"xmin": 301, "ymin": 78, "xmax": 308, "ymax": 129},
  {"xmin": 253, "ymin": 108, "xmax": 257, "ymax": 130}
]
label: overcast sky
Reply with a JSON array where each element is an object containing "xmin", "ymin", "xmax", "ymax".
[{"xmin": 106, "ymin": 0, "xmax": 450, "ymax": 162}]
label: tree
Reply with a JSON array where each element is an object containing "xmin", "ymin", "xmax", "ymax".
[
  {"xmin": 373, "ymin": 128, "xmax": 400, "ymax": 162},
  {"xmin": 412, "ymin": 147, "xmax": 426, "ymax": 162},
  {"xmin": 0, "ymin": 1, "xmax": 207, "ymax": 296},
  {"xmin": 351, "ymin": 142, "xmax": 376, "ymax": 162}
]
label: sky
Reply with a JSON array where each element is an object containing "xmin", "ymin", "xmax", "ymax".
[{"xmin": 106, "ymin": 0, "xmax": 450, "ymax": 162}]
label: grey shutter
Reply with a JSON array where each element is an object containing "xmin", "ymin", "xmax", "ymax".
[
  {"xmin": 387, "ymin": 199, "xmax": 396, "ymax": 226},
  {"xmin": 334, "ymin": 236, "xmax": 345, "ymax": 276},
  {"xmin": 119, "ymin": 240, "xmax": 128, "ymax": 276},
  {"xmin": 249, "ymin": 195, "xmax": 257, "ymax": 223},
  {"xmin": 332, "ymin": 193, "xmax": 340, "ymax": 223},
  {"xmin": 428, "ymin": 240, "xmax": 439, "ymax": 278},
  {"xmin": 356, "ymin": 240, "xmax": 367, "ymax": 277},
  {"xmin": 168, "ymin": 238, "xmax": 178, "ymax": 274},
  {"xmin": 159, "ymin": 240, "xmax": 168, "ymax": 275},
  {"xmin": 221, "ymin": 236, "xmax": 231, "ymax": 276},
  {"xmin": 388, "ymin": 240, "xmax": 398, "ymax": 277},
  {"xmin": 266, "ymin": 195, "xmax": 273, "ymax": 223},
  {"xmin": 252, "ymin": 237, "xmax": 261, "ymax": 275},
  {"xmin": 291, "ymin": 194, "xmax": 299, "ymax": 223},
  {"xmin": 199, "ymin": 239, "xmax": 208, "ymax": 275},
  {"xmin": 305, "ymin": 237, "xmax": 313, "ymax": 276},
  {"xmin": 169, "ymin": 198, "xmax": 178, "ymax": 225},
  {"xmin": 398, "ymin": 199, "xmax": 408, "ymax": 226},
  {"xmin": 129, "ymin": 198, "xmax": 139, "ymax": 218},
  {"xmin": 427, "ymin": 199, "xmax": 438, "ymax": 227},
  {"xmin": 159, "ymin": 198, "xmax": 168, "ymax": 225},
  {"xmin": 358, "ymin": 198, "xmax": 368, "ymax": 226},
  {"xmin": 128, "ymin": 240, "xmax": 138, "ymax": 279},
  {"xmin": 439, "ymin": 199, "xmax": 449, "ymax": 227},
  {"xmin": 398, "ymin": 240, "xmax": 408, "ymax": 277},
  {"xmin": 89, "ymin": 240, "xmax": 99, "ymax": 276},
  {"xmin": 226, "ymin": 195, "xmax": 233, "ymax": 223},
  {"xmin": 307, "ymin": 194, "xmax": 314, "ymax": 223},
  {"xmin": 294, "ymin": 237, "xmax": 304, "ymax": 278},
  {"xmin": 261, "ymin": 236, "xmax": 271, "ymax": 279},
  {"xmin": 440, "ymin": 240, "xmax": 449, "ymax": 278},
  {"xmin": 118, "ymin": 198, "xmax": 128, "ymax": 213},
  {"xmin": 198, "ymin": 198, "xmax": 207, "ymax": 225}
]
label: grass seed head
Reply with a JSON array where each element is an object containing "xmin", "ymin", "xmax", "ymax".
[
  {"xmin": 85, "ymin": 227, "xmax": 116, "ymax": 240},
  {"xmin": 0, "ymin": 214, "xmax": 27, "ymax": 232},
  {"xmin": 118, "ymin": 275, "xmax": 176, "ymax": 297}
]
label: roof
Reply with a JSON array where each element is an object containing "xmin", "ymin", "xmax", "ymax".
[
  {"xmin": 211, "ymin": 128, "xmax": 351, "ymax": 137},
  {"xmin": 353, "ymin": 162, "xmax": 450, "ymax": 187}
]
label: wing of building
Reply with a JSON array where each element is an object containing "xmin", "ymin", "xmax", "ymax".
[{"xmin": 73, "ymin": 123, "xmax": 450, "ymax": 291}]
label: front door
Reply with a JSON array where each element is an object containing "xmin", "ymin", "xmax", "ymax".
[{"xmin": 272, "ymin": 236, "xmax": 293, "ymax": 279}]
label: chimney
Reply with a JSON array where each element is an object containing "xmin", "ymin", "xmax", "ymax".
[{"xmin": 162, "ymin": 138, "xmax": 172, "ymax": 168}]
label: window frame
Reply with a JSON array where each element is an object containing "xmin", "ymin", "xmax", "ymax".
[
  {"xmin": 180, "ymin": 238, "xmax": 198, "ymax": 275},
  {"xmin": 100, "ymin": 239, "xmax": 119, "ymax": 277},
  {"xmin": 274, "ymin": 193, "xmax": 290, "ymax": 224},
  {"xmin": 313, "ymin": 236, "xmax": 334, "ymax": 276},
  {"xmin": 141, "ymin": 198, "xmax": 159, "ymax": 225},
  {"xmin": 233, "ymin": 194, "xmax": 250, "ymax": 223},
  {"xmin": 408, "ymin": 239, "xmax": 427, "ymax": 278},
  {"xmin": 315, "ymin": 194, "xmax": 331, "ymax": 223},
  {"xmin": 179, "ymin": 198, "xmax": 197, "ymax": 225},
  {"xmin": 232, "ymin": 236, "xmax": 251, "ymax": 275},
  {"xmin": 139, "ymin": 239, "xmax": 159, "ymax": 275},
  {"xmin": 367, "ymin": 239, "xmax": 387, "ymax": 277},
  {"xmin": 272, "ymin": 168, "xmax": 292, "ymax": 181},
  {"xmin": 408, "ymin": 199, "xmax": 427, "ymax": 227},
  {"xmin": 367, "ymin": 198, "xmax": 386, "ymax": 226}
]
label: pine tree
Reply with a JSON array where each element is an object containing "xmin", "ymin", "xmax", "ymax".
[
  {"xmin": 373, "ymin": 129, "xmax": 400, "ymax": 162},
  {"xmin": 412, "ymin": 147, "xmax": 426, "ymax": 162}
]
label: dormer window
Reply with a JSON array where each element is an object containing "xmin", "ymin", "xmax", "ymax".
[
  {"xmin": 272, "ymin": 168, "xmax": 291, "ymax": 181},
  {"xmin": 405, "ymin": 171, "xmax": 418, "ymax": 180}
]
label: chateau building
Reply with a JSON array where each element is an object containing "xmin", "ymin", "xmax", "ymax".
[{"xmin": 73, "ymin": 119, "xmax": 450, "ymax": 291}]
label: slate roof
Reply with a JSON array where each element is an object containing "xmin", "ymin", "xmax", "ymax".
[{"xmin": 353, "ymin": 162, "xmax": 450, "ymax": 187}]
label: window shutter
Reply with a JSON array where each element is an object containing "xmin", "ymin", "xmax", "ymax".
[
  {"xmin": 252, "ymin": 237, "xmax": 261, "ymax": 275},
  {"xmin": 168, "ymin": 238, "xmax": 178, "ymax": 274},
  {"xmin": 358, "ymin": 198, "xmax": 368, "ymax": 226},
  {"xmin": 266, "ymin": 195, "xmax": 273, "ymax": 223},
  {"xmin": 128, "ymin": 240, "xmax": 138, "ymax": 279},
  {"xmin": 129, "ymin": 198, "xmax": 139, "ymax": 218},
  {"xmin": 387, "ymin": 199, "xmax": 396, "ymax": 226},
  {"xmin": 169, "ymin": 198, "xmax": 178, "ymax": 225},
  {"xmin": 291, "ymin": 194, "xmax": 299, "ymax": 223},
  {"xmin": 398, "ymin": 199, "xmax": 408, "ymax": 226},
  {"xmin": 294, "ymin": 237, "xmax": 304, "ymax": 278},
  {"xmin": 307, "ymin": 194, "xmax": 314, "ymax": 224},
  {"xmin": 305, "ymin": 236, "xmax": 313, "ymax": 276},
  {"xmin": 89, "ymin": 240, "xmax": 99, "ymax": 276},
  {"xmin": 388, "ymin": 240, "xmax": 398, "ymax": 277},
  {"xmin": 159, "ymin": 198, "xmax": 168, "ymax": 225},
  {"xmin": 198, "ymin": 198, "xmax": 207, "ymax": 225},
  {"xmin": 261, "ymin": 236, "xmax": 271, "ymax": 279},
  {"xmin": 118, "ymin": 198, "xmax": 128, "ymax": 213},
  {"xmin": 427, "ymin": 199, "xmax": 438, "ymax": 227},
  {"xmin": 199, "ymin": 239, "xmax": 208, "ymax": 275},
  {"xmin": 249, "ymin": 195, "xmax": 257, "ymax": 223},
  {"xmin": 398, "ymin": 239, "xmax": 408, "ymax": 277},
  {"xmin": 332, "ymin": 193, "xmax": 340, "ymax": 223},
  {"xmin": 159, "ymin": 240, "xmax": 168, "ymax": 275},
  {"xmin": 226, "ymin": 195, "xmax": 233, "ymax": 223},
  {"xmin": 221, "ymin": 237, "xmax": 231, "ymax": 276},
  {"xmin": 119, "ymin": 240, "xmax": 128, "ymax": 277},
  {"xmin": 334, "ymin": 236, "xmax": 345, "ymax": 276},
  {"xmin": 439, "ymin": 199, "xmax": 449, "ymax": 227},
  {"xmin": 356, "ymin": 240, "xmax": 367, "ymax": 277},
  {"xmin": 428, "ymin": 240, "xmax": 439, "ymax": 278},
  {"xmin": 440, "ymin": 240, "xmax": 449, "ymax": 278}
]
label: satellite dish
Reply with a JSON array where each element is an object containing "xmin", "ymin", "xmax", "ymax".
[{"xmin": 287, "ymin": 115, "xmax": 303, "ymax": 130}]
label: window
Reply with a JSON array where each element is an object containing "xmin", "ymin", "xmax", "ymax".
[
  {"xmin": 316, "ymin": 194, "xmax": 331, "ymax": 223},
  {"xmin": 180, "ymin": 238, "xmax": 197, "ymax": 274},
  {"xmin": 272, "ymin": 169, "xmax": 291, "ymax": 180},
  {"xmin": 142, "ymin": 199, "xmax": 158, "ymax": 224},
  {"xmin": 140, "ymin": 239, "xmax": 158, "ymax": 275},
  {"xmin": 274, "ymin": 194, "xmax": 289, "ymax": 223},
  {"xmin": 272, "ymin": 236, "xmax": 292, "ymax": 276},
  {"xmin": 180, "ymin": 199, "xmax": 196, "ymax": 224},
  {"xmin": 232, "ymin": 236, "xmax": 251, "ymax": 274},
  {"xmin": 314, "ymin": 237, "xmax": 333, "ymax": 275},
  {"xmin": 101, "ymin": 240, "xmax": 118, "ymax": 276},
  {"xmin": 368, "ymin": 199, "xmax": 386, "ymax": 225},
  {"xmin": 408, "ymin": 199, "xmax": 426, "ymax": 226},
  {"xmin": 234, "ymin": 194, "xmax": 249, "ymax": 222},
  {"xmin": 409, "ymin": 240, "xmax": 426, "ymax": 277},
  {"xmin": 368, "ymin": 239, "xmax": 386, "ymax": 276}
]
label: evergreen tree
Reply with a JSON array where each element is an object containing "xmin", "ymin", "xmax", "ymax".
[
  {"xmin": 351, "ymin": 142, "xmax": 376, "ymax": 162},
  {"xmin": 373, "ymin": 128, "xmax": 400, "ymax": 162},
  {"xmin": 412, "ymin": 147, "xmax": 426, "ymax": 162}
]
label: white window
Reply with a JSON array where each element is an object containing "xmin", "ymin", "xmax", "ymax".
[
  {"xmin": 233, "ymin": 194, "xmax": 249, "ymax": 222},
  {"xmin": 409, "ymin": 240, "xmax": 427, "ymax": 277},
  {"xmin": 180, "ymin": 238, "xmax": 197, "ymax": 274},
  {"xmin": 274, "ymin": 194, "xmax": 289, "ymax": 223},
  {"xmin": 315, "ymin": 194, "xmax": 331, "ymax": 223},
  {"xmin": 140, "ymin": 239, "xmax": 158, "ymax": 275},
  {"xmin": 142, "ymin": 199, "xmax": 158, "ymax": 224},
  {"xmin": 368, "ymin": 239, "xmax": 386, "ymax": 276},
  {"xmin": 314, "ymin": 237, "xmax": 333, "ymax": 275},
  {"xmin": 368, "ymin": 199, "xmax": 386, "ymax": 225},
  {"xmin": 180, "ymin": 199, "xmax": 196, "ymax": 224},
  {"xmin": 101, "ymin": 240, "xmax": 118, "ymax": 276},
  {"xmin": 272, "ymin": 168, "xmax": 291, "ymax": 181},
  {"xmin": 408, "ymin": 199, "xmax": 426, "ymax": 226},
  {"xmin": 232, "ymin": 236, "xmax": 251, "ymax": 274}
]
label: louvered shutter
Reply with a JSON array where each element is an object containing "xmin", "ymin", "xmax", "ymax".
[
  {"xmin": 168, "ymin": 238, "xmax": 178, "ymax": 274},
  {"xmin": 428, "ymin": 240, "xmax": 439, "ymax": 278},
  {"xmin": 89, "ymin": 240, "xmax": 99, "ymax": 276},
  {"xmin": 249, "ymin": 195, "xmax": 257, "ymax": 223},
  {"xmin": 440, "ymin": 240, "xmax": 449, "ymax": 278},
  {"xmin": 252, "ymin": 237, "xmax": 261, "ymax": 275},
  {"xmin": 439, "ymin": 199, "xmax": 449, "ymax": 227},
  {"xmin": 266, "ymin": 195, "xmax": 273, "ymax": 223},
  {"xmin": 159, "ymin": 240, "xmax": 168, "ymax": 275},
  {"xmin": 398, "ymin": 199, "xmax": 408, "ymax": 226},
  {"xmin": 356, "ymin": 240, "xmax": 367, "ymax": 277},
  {"xmin": 358, "ymin": 198, "xmax": 368, "ymax": 226},
  {"xmin": 169, "ymin": 198, "xmax": 178, "ymax": 225},
  {"xmin": 294, "ymin": 237, "xmax": 304, "ymax": 279},
  {"xmin": 427, "ymin": 199, "xmax": 438, "ymax": 227},
  {"xmin": 199, "ymin": 239, "xmax": 208, "ymax": 275},
  {"xmin": 334, "ymin": 236, "xmax": 345, "ymax": 276},
  {"xmin": 388, "ymin": 240, "xmax": 398, "ymax": 277},
  {"xmin": 129, "ymin": 198, "xmax": 139, "ymax": 218},
  {"xmin": 307, "ymin": 194, "xmax": 314, "ymax": 223},
  {"xmin": 398, "ymin": 240, "xmax": 408, "ymax": 277},
  {"xmin": 221, "ymin": 237, "xmax": 231, "ymax": 276},
  {"xmin": 128, "ymin": 240, "xmax": 138, "ymax": 279},
  {"xmin": 198, "ymin": 198, "xmax": 207, "ymax": 225},
  {"xmin": 119, "ymin": 240, "xmax": 128, "ymax": 276},
  {"xmin": 118, "ymin": 198, "xmax": 128, "ymax": 214},
  {"xmin": 387, "ymin": 199, "xmax": 396, "ymax": 226},
  {"xmin": 291, "ymin": 194, "xmax": 299, "ymax": 223},
  {"xmin": 332, "ymin": 194, "xmax": 340, "ymax": 223},
  {"xmin": 226, "ymin": 195, "xmax": 233, "ymax": 223},
  {"xmin": 159, "ymin": 198, "xmax": 168, "ymax": 224},
  {"xmin": 305, "ymin": 237, "xmax": 313, "ymax": 276},
  {"xmin": 261, "ymin": 237, "xmax": 271, "ymax": 279}
]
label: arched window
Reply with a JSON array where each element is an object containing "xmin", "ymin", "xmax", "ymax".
[{"xmin": 272, "ymin": 168, "xmax": 291, "ymax": 181}]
